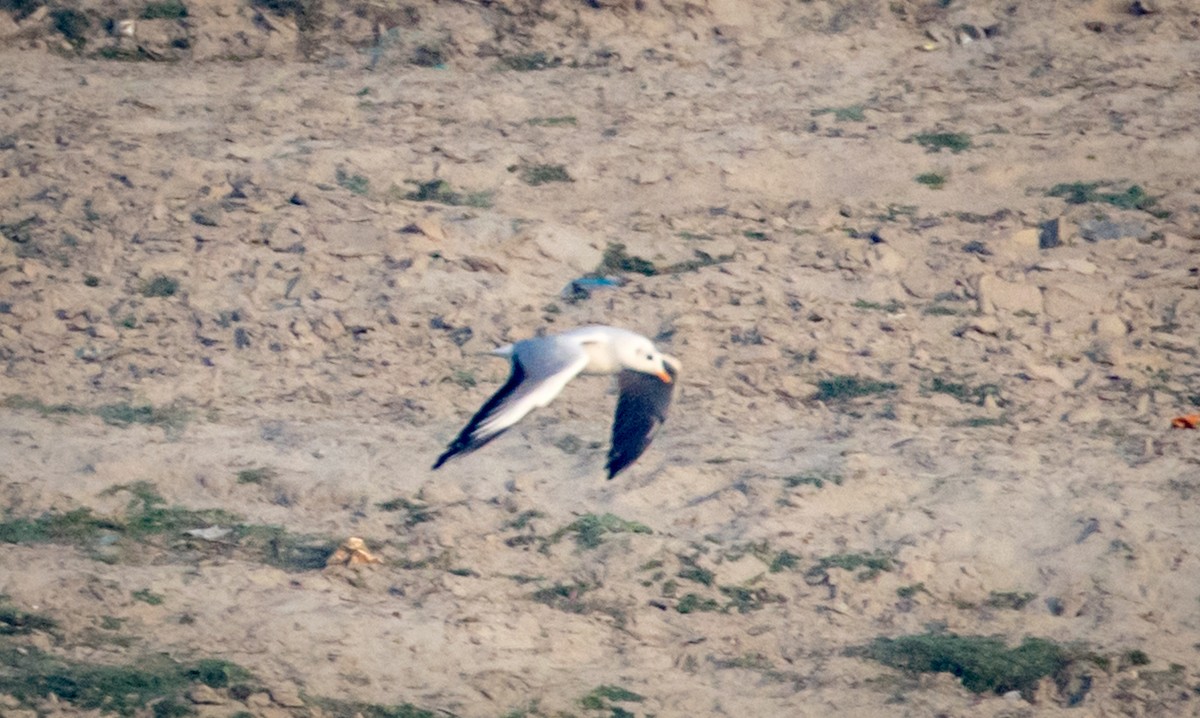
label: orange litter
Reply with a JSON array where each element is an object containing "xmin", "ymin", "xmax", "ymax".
[
  {"xmin": 325, "ymin": 537, "xmax": 382, "ymax": 567},
  {"xmin": 1170, "ymin": 414, "xmax": 1200, "ymax": 429}
]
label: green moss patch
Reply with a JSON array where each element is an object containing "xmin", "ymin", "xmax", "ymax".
[
  {"xmin": 401, "ymin": 179, "xmax": 492, "ymax": 208},
  {"xmin": 548, "ymin": 513, "xmax": 652, "ymax": 550},
  {"xmin": 910, "ymin": 131, "xmax": 972, "ymax": 153},
  {"xmin": 0, "ymin": 646, "xmax": 255, "ymax": 717},
  {"xmin": 862, "ymin": 632, "xmax": 1072, "ymax": 697},
  {"xmin": 807, "ymin": 551, "xmax": 894, "ymax": 581},
  {"xmin": 812, "ymin": 376, "xmax": 899, "ymax": 402},
  {"xmin": 1046, "ymin": 181, "xmax": 1164, "ymax": 216},
  {"xmin": 0, "ymin": 482, "xmax": 336, "ymax": 571}
]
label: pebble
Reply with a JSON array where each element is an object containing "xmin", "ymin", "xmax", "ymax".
[
  {"xmin": 1038, "ymin": 218, "xmax": 1061, "ymax": 249},
  {"xmin": 187, "ymin": 684, "xmax": 226, "ymax": 705},
  {"xmin": 1023, "ymin": 362, "xmax": 1072, "ymax": 389},
  {"xmin": 245, "ymin": 692, "xmax": 273, "ymax": 708},
  {"xmin": 268, "ymin": 685, "xmax": 305, "ymax": 708},
  {"xmin": 1093, "ymin": 314, "xmax": 1127, "ymax": 338},
  {"xmin": 1079, "ymin": 218, "xmax": 1148, "ymax": 242},
  {"xmin": 977, "ymin": 274, "xmax": 1042, "ymax": 315},
  {"xmin": 968, "ymin": 316, "xmax": 1001, "ymax": 336},
  {"xmin": 1008, "ymin": 228, "xmax": 1040, "ymax": 251},
  {"xmin": 1065, "ymin": 405, "xmax": 1103, "ymax": 424}
]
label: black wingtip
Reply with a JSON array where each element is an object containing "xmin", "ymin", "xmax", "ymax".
[{"xmin": 432, "ymin": 358, "xmax": 526, "ymax": 471}]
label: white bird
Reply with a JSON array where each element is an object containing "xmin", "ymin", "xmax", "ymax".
[{"xmin": 433, "ymin": 325, "xmax": 680, "ymax": 479}]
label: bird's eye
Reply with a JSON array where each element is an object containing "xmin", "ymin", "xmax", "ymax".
[{"xmin": 646, "ymin": 353, "xmax": 654, "ymax": 361}]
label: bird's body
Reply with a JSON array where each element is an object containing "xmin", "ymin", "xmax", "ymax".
[{"xmin": 433, "ymin": 325, "xmax": 679, "ymax": 478}]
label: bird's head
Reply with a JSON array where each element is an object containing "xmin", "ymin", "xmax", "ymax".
[{"xmin": 620, "ymin": 339, "xmax": 675, "ymax": 383}]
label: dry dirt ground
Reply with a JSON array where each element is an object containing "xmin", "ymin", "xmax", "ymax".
[{"xmin": 2, "ymin": 1, "xmax": 1200, "ymax": 716}]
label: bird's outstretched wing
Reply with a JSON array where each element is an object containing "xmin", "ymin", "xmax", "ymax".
[
  {"xmin": 606, "ymin": 359, "xmax": 678, "ymax": 479},
  {"xmin": 433, "ymin": 341, "xmax": 589, "ymax": 469}
]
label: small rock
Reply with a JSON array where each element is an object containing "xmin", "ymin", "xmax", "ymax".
[
  {"xmin": 1023, "ymin": 362, "xmax": 1072, "ymax": 389},
  {"xmin": 185, "ymin": 526, "xmax": 232, "ymax": 541},
  {"xmin": 968, "ymin": 316, "xmax": 1001, "ymax": 336},
  {"xmin": 977, "ymin": 274, "xmax": 1042, "ymax": 315},
  {"xmin": 1079, "ymin": 218, "xmax": 1148, "ymax": 242},
  {"xmin": 187, "ymin": 684, "xmax": 226, "ymax": 705},
  {"xmin": 1042, "ymin": 286, "xmax": 1090, "ymax": 321},
  {"xmin": 1065, "ymin": 406, "xmax": 1103, "ymax": 425},
  {"xmin": 1093, "ymin": 315, "xmax": 1127, "ymax": 338},
  {"xmin": 246, "ymin": 692, "xmax": 273, "ymax": 708},
  {"xmin": 268, "ymin": 685, "xmax": 305, "ymax": 708},
  {"xmin": 414, "ymin": 217, "xmax": 446, "ymax": 242},
  {"xmin": 1009, "ymin": 228, "xmax": 1040, "ymax": 251},
  {"xmin": 869, "ymin": 244, "xmax": 905, "ymax": 274},
  {"xmin": 1004, "ymin": 690, "xmax": 1024, "ymax": 701},
  {"xmin": 91, "ymin": 323, "xmax": 119, "ymax": 339},
  {"xmin": 1038, "ymin": 218, "xmax": 1061, "ymax": 249},
  {"xmin": 1130, "ymin": 0, "xmax": 1156, "ymax": 15}
]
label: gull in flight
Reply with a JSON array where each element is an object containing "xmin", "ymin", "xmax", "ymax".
[{"xmin": 433, "ymin": 325, "xmax": 680, "ymax": 478}]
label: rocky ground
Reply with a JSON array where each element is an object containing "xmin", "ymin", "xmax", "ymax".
[{"xmin": 2, "ymin": 0, "xmax": 1200, "ymax": 716}]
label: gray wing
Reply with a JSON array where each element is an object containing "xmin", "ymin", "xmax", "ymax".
[
  {"xmin": 433, "ymin": 338, "xmax": 589, "ymax": 469},
  {"xmin": 606, "ymin": 361, "xmax": 677, "ymax": 479}
]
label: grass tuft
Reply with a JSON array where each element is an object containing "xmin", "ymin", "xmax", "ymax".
[
  {"xmin": 530, "ymin": 583, "xmax": 594, "ymax": 614},
  {"xmin": 307, "ymin": 696, "xmax": 437, "ymax": 718},
  {"xmin": 0, "ymin": 645, "xmax": 258, "ymax": 717},
  {"xmin": 497, "ymin": 51, "xmax": 561, "ymax": 72},
  {"xmin": 1046, "ymin": 181, "xmax": 1165, "ymax": 216},
  {"xmin": 676, "ymin": 593, "xmax": 721, "ymax": 614},
  {"xmin": 861, "ymin": 632, "xmax": 1073, "ymax": 697},
  {"xmin": 911, "ymin": 132, "xmax": 972, "ymax": 153},
  {"xmin": 131, "ymin": 588, "xmax": 164, "ymax": 605},
  {"xmin": 549, "ymin": 513, "xmax": 651, "ymax": 550},
  {"xmin": 597, "ymin": 242, "xmax": 656, "ymax": 276},
  {"xmin": 140, "ymin": 275, "xmax": 178, "ymax": 298},
  {"xmin": 915, "ymin": 172, "xmax": 946, "ymax": 189},
  {"xmin": 376, "ymin": 496, "xmax": 436, "ymax": 528},
  {"xmin": 812, "ymin": 104, "xmax": 865, "ymax": 122},
  {"xmin": 235, "ymin": 467, "xmax": 275, "ymax": 485},
  {"xmin": 95, "ymin": 402, "xmax": 190, "ymax": 432},
  {"xmin": 515, "ymin": 163, "xmax": 572, "ymax": 186},
  {"xmin": 783, "ymin": 472, "xmax": 842, "ymax": 489},
  {"xmin": 140, "ymin": 0, "xmax": 187, "ymax": 19},
  {"xmin": 580, "ymin": 684, "xmax": 644, "ymax": 711},
  {"xmin": 527, "ymin": 116, "xmax": 577, "ymax": 127},
  {"xmin": 0, "ymin": 600, "xmax": 58, "ymax": 636},
  {"xmin": 985, "ymin": 591, "xmax": 1037, "ymax": 610},
  {"xmin": 402, "ymin": 179, "xmax": 492, "ymax": 208},
  {"xmin": 813, "ymin": 376, "xmax": 898, "ymax": 402},
  {"xmin": 52, "ymin": 8, "xmax": 90, "ymax": 47},
  {"xmin": 0, "ymin": 482, "xmax": 335, "ymax": 571},
  {"xmin": 807, "ymin": 551, "xmax": 894, "ymax": 581},
  {"xmin": 594, "ymin": 242, "xmax": 732, "ymax": 278},
  {"xmin": 927, "ymin": 376, "xmax": 1000, "ymax": 406},
  {"xmin": 853, "ymin": 299, "xmax": 905, "ymax": 313},
  {"xmin": 335, "ymin": 167, "xmax": 370, "ymax": 195}
]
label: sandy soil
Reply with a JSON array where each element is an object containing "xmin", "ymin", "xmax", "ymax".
[{"xmin": 2, "ymin": 0, "xmax": 1200, "ymax": 716}]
